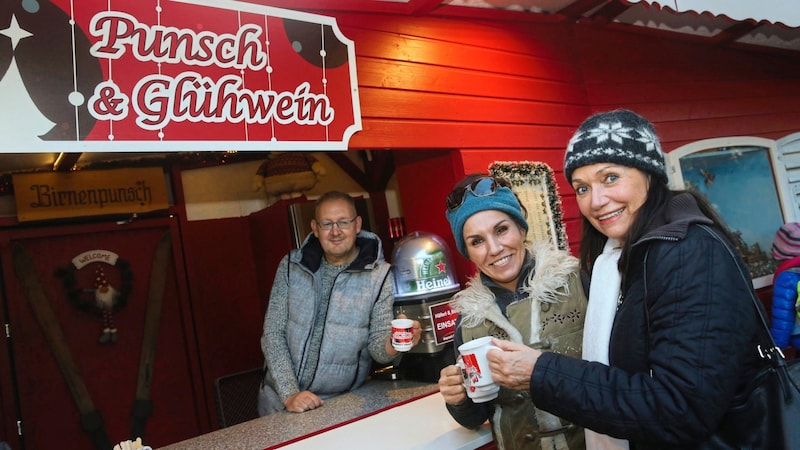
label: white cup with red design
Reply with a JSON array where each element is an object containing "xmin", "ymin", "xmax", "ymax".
[
  {"xmin": 457, "ymin": 336, "xmax": 501, "ymax": 403},
  {"xmin": 391, "ymin": 318, "xmax": 414, "ymax": 352}
]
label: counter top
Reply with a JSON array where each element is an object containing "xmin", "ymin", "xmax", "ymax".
[
  {"xmin": 278, "ymin": 390, "xmax": 492, "ymax": 450},
  {"xmin": 160, "ymin": 379, "xmax": 490, "ymax": 450}
]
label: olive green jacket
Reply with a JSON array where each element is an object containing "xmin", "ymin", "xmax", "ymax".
[{"xmin": 451, "ymin": 240, "xmax": 587, "ymax": 450}]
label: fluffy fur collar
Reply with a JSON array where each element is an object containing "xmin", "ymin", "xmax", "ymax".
[{"xmin": 453, "ymin": 240, "xmax": 578, "ymax": 343}]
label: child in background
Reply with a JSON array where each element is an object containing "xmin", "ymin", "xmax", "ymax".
[{"xmin": 770, "ymin": 222, "xmax": 800, "ymax": 350}]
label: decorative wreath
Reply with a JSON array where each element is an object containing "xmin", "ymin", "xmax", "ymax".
[{"xmin": 55, "ymin": 258, "xmax": 134, "ymax": 313}]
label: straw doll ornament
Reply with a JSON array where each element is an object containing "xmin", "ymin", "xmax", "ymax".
[
  {"xmin": 94, "ymin": 264, "xmax": 119, "ymax": 344},
  {"xmin": 253, "ymin": 153, "xmax": 326, "ymax": 204}
]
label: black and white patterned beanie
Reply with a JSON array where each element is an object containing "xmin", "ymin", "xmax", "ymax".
[{"xmin": 563, "ymin": 109, "xmax": 666, "ymax": 183}]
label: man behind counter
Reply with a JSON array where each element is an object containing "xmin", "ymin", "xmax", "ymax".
[{"xmin": 258, "ymin": 191, "xmax": 421, "ymax": 415}]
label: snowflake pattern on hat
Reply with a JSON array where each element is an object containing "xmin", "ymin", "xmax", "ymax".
[{"xmin": 564, "ymin": 110, "xmax": 666, "ymax": 183}]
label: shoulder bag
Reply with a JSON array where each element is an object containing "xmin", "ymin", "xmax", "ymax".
[{"xmin": 699, "ymin": 225, "xmax": 800, "ymax": 449}]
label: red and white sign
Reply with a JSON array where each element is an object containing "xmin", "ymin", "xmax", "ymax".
[
  {"xmin": 430, "ymin": 301, "xmax": 459, "ymax": 345},
  {"xmin": 0, "ymin": 0, "xmax": 361, "ymax": 152}
]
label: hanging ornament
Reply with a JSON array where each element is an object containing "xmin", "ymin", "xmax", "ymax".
[
  {"xmin": 94, "ymin": 264, "xmax": 119, "ymax": 344},
  {"xmin": 56, "ymin": 249, "xmax": 133, "ymax": 344}
]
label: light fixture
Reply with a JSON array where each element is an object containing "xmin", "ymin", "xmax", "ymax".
[{"xmin": 52, "ymin": 152, "xmax": 66, "ymax": 171}]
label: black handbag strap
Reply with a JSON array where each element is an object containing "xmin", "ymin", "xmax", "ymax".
[
  {"xmin": 697, "ymin": 225, "xmax": 796, "ymax": 398},
  {"xmin": 696, "ymin": 226, "xmax": 776, "ymax": 348}
]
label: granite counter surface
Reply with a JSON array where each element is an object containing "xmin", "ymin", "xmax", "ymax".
[{"xmin": 160, "ymin": 379, "xmax": 440, "ymax": 450}]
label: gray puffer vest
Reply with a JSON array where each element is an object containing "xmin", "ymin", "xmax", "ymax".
[{"xmin": 265, "ymin": 231, "xmax": 391, "ymax": 406}]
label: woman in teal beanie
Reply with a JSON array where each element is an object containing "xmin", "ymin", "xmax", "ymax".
[{"xmin": 437, "ymin": 173, "xmax": 587, "ymax": 450}]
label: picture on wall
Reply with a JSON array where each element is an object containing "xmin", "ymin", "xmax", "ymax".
[{"xmin": 676, "ymin": 145, "xmax": 783, "ymax": 286}]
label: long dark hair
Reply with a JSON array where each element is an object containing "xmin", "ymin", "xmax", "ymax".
[{"xmin": 579, "ymin": 177, "xmax": 736, "ymax": 276}]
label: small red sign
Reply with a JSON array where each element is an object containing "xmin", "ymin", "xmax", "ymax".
[{"xmin": 430, "ymin": 301, "xmax": 459, "ymax": 345}]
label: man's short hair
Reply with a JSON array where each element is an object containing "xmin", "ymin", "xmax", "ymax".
[{"xmin": 314, "ymin": 191, "xmax": 357, "ymax": 219}]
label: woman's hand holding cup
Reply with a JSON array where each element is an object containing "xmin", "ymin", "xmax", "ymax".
[
  {"xmin": 457, "ymin": 336, "xmax": 501, "ymax": 402},
  {"xmin": 486, "ymin": 338, "xmax": 541, "ymax": 391},
  {"xmin": 438, "ymin": 364, "xmax": 468, "ymax": 405}
]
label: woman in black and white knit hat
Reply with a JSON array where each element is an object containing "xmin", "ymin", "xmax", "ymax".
[{"xmin": 483, "ymin": 109, "xmax": 768, "ymax": 449}]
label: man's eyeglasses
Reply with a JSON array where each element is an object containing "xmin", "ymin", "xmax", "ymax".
[
  {"xmin": 316, "ymin": 217, "xmax": 358, "ymax": 231},
  {"xmin": 446, "ymin": 177, "xmax": 507, "ymax": 212}
]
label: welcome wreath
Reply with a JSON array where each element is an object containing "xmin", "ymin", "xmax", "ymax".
[
  {"xmin": 55, "ymin": 250, "xmax": 133, "ymax": 344},
  {"xmin": 56, "ymin": 256, "xmax": 133, "ymax": 312}
]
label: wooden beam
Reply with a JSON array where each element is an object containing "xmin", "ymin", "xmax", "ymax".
[
  {"xmin": 326, "ymin": 151, "xmax": 395, "ymax": 192},
  {"xmin": 327, "ymin": 152, "xmax": 370, "ymax": 190}
]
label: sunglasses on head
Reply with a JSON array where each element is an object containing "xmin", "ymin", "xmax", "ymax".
[{"xmin": 446, "ymin": 177, "xmax": 508, "ymax": 212}]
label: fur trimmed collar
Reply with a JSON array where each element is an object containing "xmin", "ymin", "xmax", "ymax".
[{"xmin": 452, "ymin": 240, "xmax": 578, "ymax": 343}]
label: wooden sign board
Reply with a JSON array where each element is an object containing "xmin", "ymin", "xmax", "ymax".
[{"xmin": 12, "ymin": 168, "xmax": 170, "ymax": 222}]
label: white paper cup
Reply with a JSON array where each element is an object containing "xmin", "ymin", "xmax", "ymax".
[
  {"xmin": 391, "ymin": 318, "xmax": 414, "ymax": 352},
  {"xmin": 458, "ymin": 336, "xmax": 501, "ymax": 402}
]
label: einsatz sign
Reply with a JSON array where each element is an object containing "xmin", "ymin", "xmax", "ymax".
[{"xmin": 0, "ymin": 0, "xmax": 362, "ymax": 152}]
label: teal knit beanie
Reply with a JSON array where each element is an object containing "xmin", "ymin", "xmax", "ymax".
[{"xmin": 445, "ymin": 184, "xmax": 528, "ymax": 257}]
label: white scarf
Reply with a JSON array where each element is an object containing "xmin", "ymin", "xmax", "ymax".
[{"xmin": 582, "ymin": 238, "xmax": 629, "ymax": 450}]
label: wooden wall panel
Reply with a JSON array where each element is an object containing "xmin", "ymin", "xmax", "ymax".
[
  {"xmin": 458, "ymin": 149, "xmax": 568, "ymax": 175},
  {"xmin": 358, "ymin": 87, "xmax": 587, "ymax": 125},
  {"xmin": 335, "ymin": 13, "xmax": 593, "ymax": 256},
  {"xmin": 334, "ymin": 13, "xmax": 590, "ymax": 154},
  {"xmin": 348, "ymin": 34, "xmax": 581, "ymax": 83},
  {"xmin": 354, "ymin": 57, "xmax": 586, "ymax": 103},
  {"xmin": 350, "ymin": 121, "xmax": 579, "ymax": 149},
  {"xmin": 587, "ymin": 79, "xmax": 800, "ymax": 108},
  {"xmin": 335, "ymin": 13, "xmax": 578, "ymax": 62},
  {"xmin": 574, "ymin": 26, "xmax": 800, "ymax": 153}
]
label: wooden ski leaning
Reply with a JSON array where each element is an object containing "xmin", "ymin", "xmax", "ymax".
[
  {"xmin": 131, "ymin": 231, "xmax": 172, "ymax": 441},
  {"xmin": 11, "ymin": 243, "xmax": 112, "ymax": 450}
]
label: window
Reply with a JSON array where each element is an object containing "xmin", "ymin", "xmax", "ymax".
[
  {"xmin": 776, "ymin": 131, "xmax": 800, "ymax": 221},
  {"xmin": 667, "ymin": 137, "xmax": 793, "ymax": 288}
]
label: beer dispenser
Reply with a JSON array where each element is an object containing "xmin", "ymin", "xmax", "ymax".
[{"xmin": 391, "ymin": 231, "xmax": 461, "ymax": 382}]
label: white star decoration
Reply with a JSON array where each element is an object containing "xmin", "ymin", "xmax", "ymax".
[{"xmin": 0, "ymin": 15, "xmax": 33, "ymax": 51}]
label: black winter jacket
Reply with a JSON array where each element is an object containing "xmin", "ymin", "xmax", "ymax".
[{"xmin": 529, "ymin": 193, "xmax": 764, "ymax": 449}]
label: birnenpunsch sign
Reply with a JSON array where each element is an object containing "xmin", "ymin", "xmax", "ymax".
[{"xmin": 0, "ymin": 0, "xmax": 362, "ymax": 152}]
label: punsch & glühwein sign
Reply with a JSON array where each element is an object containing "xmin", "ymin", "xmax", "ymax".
[{"xmin": 0, "ymin": 0, "xmax": 361, "ymax": 152}]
